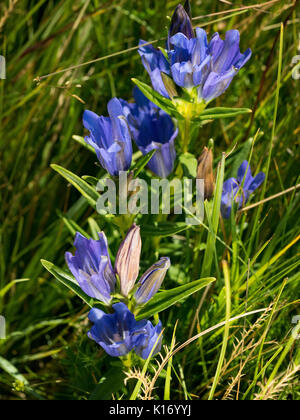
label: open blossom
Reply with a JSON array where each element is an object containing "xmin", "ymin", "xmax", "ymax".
[
  {"xmin": 121, "ymin": 88, "xmax": 178, "ymax": 178},
  {"xmin": 65, "ymin": 232, "xmax": 116, "ymax": 304},
  {"xmin": 221, "ymin": 160, "xmax": 265, "ymax": 219},
  {"xmin": 139, "ymin": 27, "xmax": 251, "ymax": 104},
  {"xmin": 168, "ymin": 28, "xmax": 252, "ymax": 103},
  {"xmin": 88, "ymin": 303, "xmax": 162, "ymax": 358},
  {"xmin": 83, "ymin": 98, "xmax": 132, "ymax": 176}
]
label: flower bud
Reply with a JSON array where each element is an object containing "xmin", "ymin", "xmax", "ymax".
[
  {"xmin": 115, "ymin": 224, "xmax": 142, "ymax": 297},
  {"xmin": 197, "ymin": 147, "xmax": 215, "ymax": 200},
  {"xmin": 168, "ymin": 2, "xmax": 194, "ymax": 49},
  {"xmin": 135, "ymin": 257, "xmax": 171, "ymax": 305}
]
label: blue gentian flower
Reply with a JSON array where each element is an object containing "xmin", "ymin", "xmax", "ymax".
[
  {"xmin": 88, "ymin": 303, "xmax": 162, "ymax": 359},
  {"xmin": 168, "ymin": 1, "xmax": 194, "ymax": 49},
  {"xmin": 138, "ymin": 41, "xmax": 171, "ymax": 98},
  {"xmin": 83, "ymin": 98, "xmax": 132, "ymax": 176},
  {"xmin": 135, "ymin": 257, "xmax": 171, "ymax": 304},
  {"xmin": 65, "ymin": 232, "xmax": 116, "ymax": 304},
  {"xmin": 88, "ymin": 303, "xmax": 146, "ymax": 357},
  {"xmin": 133, "ymin": 320, "xmax": 163, "ymax": 359},
  {"xmin": 168, "ymin": 28, "xmax": 252, "ymax": 103},
  {"xmin": 121, "ymin": 89, "xmax": 178, "ymax": 178},
  {"xmin": 221, "ymin": 160, "xmax": 265, "ymax": 219}
]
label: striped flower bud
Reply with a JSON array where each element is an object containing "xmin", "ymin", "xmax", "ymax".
[
  {"xmin": 135, "ymin": 257, "xmax": 171, "ymax": 305},
  {"xmin": 115, "ymin": 224, "xmax": 142, "ymax": 297}
]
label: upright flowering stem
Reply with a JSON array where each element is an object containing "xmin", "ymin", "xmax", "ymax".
[{"xmin": 179, "ymin": 118, "xmax": 191, "ymax": 153}]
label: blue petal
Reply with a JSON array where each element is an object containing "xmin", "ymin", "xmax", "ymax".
[
  {"xmin": 192, "ymin": 28, "xmax": 209, "ymax": 66},
  {"xmin": 171, "ymin": 61, "xmax": 193, "ymax": 88},
  {"xmin": 248, "ymin": 172, "xmax": 265, "ymax": 193},
  {"xmin": 234, "ymin": 48, "xmax": 252, "ymax": 70},
  {"xmin": 213, "ymin": 29, "xmax": 241, "ymax": 73},
  {"xmin": 88, "ymin": 307, "xmax": 106, "ymax": 323},
  {"xmin": 221, "ymin": 178, "xmax": 239, "ymax": 219},
  {"xmin": 208, "ymin": 32, "xmax": 224, "ymax": 63},
  {"xmin": 134, "ymin": 320, "xmax": 163, "ymax": 360},
  {"xmin": 201, "ymin": 69, "xmax": 236, "ymax": 103},
  {"xmin": 237, "ymin": 161, "xmax": 253, "ymax": 189},
  {"xmin": 139, "ymin": 41, "xmax": 170, "ymax": 98}
]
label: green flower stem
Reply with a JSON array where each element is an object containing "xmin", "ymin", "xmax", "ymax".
[{"xmin": 178, "ymin": 115, "xmax": 193, "ymax": 154}]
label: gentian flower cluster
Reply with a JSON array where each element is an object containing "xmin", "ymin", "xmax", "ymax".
[
  {"xmin": 139, "ymin": 3, "xmax": 251, "ymax": 105},
  {"xmin": 121, "ymin": 88, "xmax": 178, "ymax": 178},
  {"xmin": 65, "ymin": 224, "xmax": 170, "ymax": 358},
  {"xmin": 60, "ymin": 1, "xmax": 259, "ymax": 365},
  {"xmin": 221, "ymin": 161, "xmax": 265, "ymax": 219}
]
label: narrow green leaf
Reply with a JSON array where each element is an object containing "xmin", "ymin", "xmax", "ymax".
[
  {"xmin": 131, "ymin": 149, "xmax": 156, "ymax": 178},
  {"xmin": 40, "ymin": 259, "xmax": 94, "ymax": 307},
  {"xmin": 0, "ymin": 278, "xmax": 30, "ymax": 298},
  {"xmin": 136, "ymin": 277, "xmax": 215, "ymax": 320},
  {"xmin": 194, "ymin": 107, "xmax": 252, "ymax": 122},
  {"xmin": 72, "ymin": 135, "xmax": 96, "ymax": 154},
  {"xmin": 141, "ymin": 222, "xmax": 189, "ymax": 237},
  {"xmin": 51, "ymin": 164, "xmax": 99, "ymax": 207},
  {"xmin": 61, "ymin": 216, "xmax": 89, "ymax": 238},
  {"xmin": 131, "ymin": 78, "xmax": 181, "ymax": 118},
  {"xmin": 0, "ymin": 356, "xmax": 29, "ymax": 385}
]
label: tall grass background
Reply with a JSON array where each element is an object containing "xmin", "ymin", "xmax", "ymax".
[{"xmin": 0, "ymin": 0, "xmax": 299, "ymax": 400}]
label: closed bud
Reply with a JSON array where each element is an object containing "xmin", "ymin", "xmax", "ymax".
[
  {"xmin": 115, "ymin": 224, "xmax": 142, "ymax": 297},
  {"xmin": 183, "ymin": 0, "xmax": 192, "ymax": 19},
  {"xmin": 135, "ymin": 257, "xmax": 171, "ymax": 305},
  {"xmin": 197, "ymin": 147, "xmax": 215, "ymax": 200},
  {"xmin": 168, "ymin": 2, "xmax": 194, "ymax": 49}
]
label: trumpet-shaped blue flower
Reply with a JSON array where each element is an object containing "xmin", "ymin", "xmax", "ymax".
[
  {"xmin": 168, "ymin": 28, "xmax": 252, "ymax": 103},
  {"xmin": 83, "ymin": 98, "xmax": 132, "ymax": 176},
  {"xmin": 121, "ymin": 89, "xmax": 178, "ymax": 178},
  {"xmin": 65, "ymin": 232, "xmax": 116, "ymax": 304},
  {"xmin": 221, "ymin": 161, "xmax": 265, "ymax": 219},
  {"xmin": 168, "ymin": 1, "xmax": 194, "ymax": 49},
  {"xmin": 88, "ymin": 303, "xmax": 162, "ymax": 359},
  {"xmin": 135, "ymin": 257, "xmax": 171, "ymax": 304}
]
